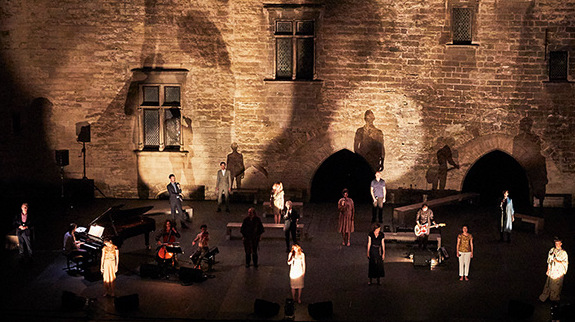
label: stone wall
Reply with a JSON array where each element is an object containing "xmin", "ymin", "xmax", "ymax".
[{"xmin": 1, "ymin": 0, "xmax": 574, "ymax": 202}]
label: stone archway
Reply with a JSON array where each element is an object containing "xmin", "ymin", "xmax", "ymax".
[
  {"xmin": 462, "ymin": 150, "xmax": 530, "ymax": 213},
  {"xmin": 310, "ymin": 149, "xmax": 373, "ymax": 203}
]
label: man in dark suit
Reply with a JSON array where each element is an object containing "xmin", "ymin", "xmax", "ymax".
[
  {"xmin": 215, "ymin": 162, "xmax": 232, "ymax": 212},
  {"xmin": 283, "ymin": 200, "xmax": 300, "ymax": 252},
  {"xmin": 167, "ymin": 174, "xmax": 188, "ymax": 229}
]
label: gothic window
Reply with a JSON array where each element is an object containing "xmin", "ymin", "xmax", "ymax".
[
  {"xmin": 549, "ymin": 51, "xmax": 569, "ymax": 82},
  {"xmin": 140, "ymin": 85, "xmax": 182, "ymax": 151},
  {"xmin": 275, "ymin": 20, "xmax": 315, "ymax": 80}
]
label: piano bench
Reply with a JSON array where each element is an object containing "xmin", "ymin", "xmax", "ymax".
[{"xmin": 64, "ymin": 251, "xmax": 88, "ymax": 274}]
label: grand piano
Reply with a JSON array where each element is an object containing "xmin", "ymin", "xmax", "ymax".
[{"xmin": 77, "ymin": 204, "xmax": 156, "ymax": 251}]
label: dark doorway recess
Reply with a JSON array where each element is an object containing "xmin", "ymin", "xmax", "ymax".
[
  {"xmin": 462, "ymin": 150, "xmax": 530, "ymax": 213},
  {"xmin": 310, "ymin": 149, "xmax": 374, "ymax": 203}
]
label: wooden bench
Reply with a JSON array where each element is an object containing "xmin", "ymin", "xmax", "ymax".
[
  {"xmin": 385, "ymin": 232, "xmax": 442, "ymax": 249},
  {"xmin": 392, "ymin": 193, "xmax": 480, "ymax": 230},
  {"xmin": 543, "ymin": 194, "xmax": 572, "ymax": 208},
  {"xmin": 514, "ymin": 213, "xmax": 544, "ymax": 234},
  {"xmin": 226, "ymin": 222, "xmax": 305, "ymax": 240},
  {"xmin": 262, "ymin": 201, "xmax": 304, "ymax": 218},
  {"xmin": 5, "ymin": 234, "xmax": 18, "ymax": 250},
  {"xmin": 148, "ymin": 206, "xmax": 193, "ymax": 219}
]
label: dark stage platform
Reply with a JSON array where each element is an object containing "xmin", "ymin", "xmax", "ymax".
[{"xmin": 1, "ymin": 199, "xmax": 574, "ymax": 321}]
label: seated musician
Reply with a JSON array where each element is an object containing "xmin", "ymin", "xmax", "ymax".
[
  {"xmin": 155, "ymin": 220, "xmax": 181, "ymax": 266},
  {"xmin": 415, "ymin": 204, "xmax": 436, "ymax": 250},
  {"xmin": 63, "ymin": 223, "xmax": 88, "ymax": 257},
  {"xmin": 190, "ymin": 224, "xmax": 210, "ymax": 268}
]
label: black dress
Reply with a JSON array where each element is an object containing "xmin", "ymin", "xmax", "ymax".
[{"xmin": 368, "ymin": 231, "xmax": 385, "ymax": 278}]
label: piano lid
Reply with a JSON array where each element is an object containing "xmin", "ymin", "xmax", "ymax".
[{"xmin": 88, "ymin": 205, "xmax": 155, "ymax": 237}]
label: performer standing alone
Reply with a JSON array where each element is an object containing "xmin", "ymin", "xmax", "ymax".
[
  {"xmin": 167, "ymin": 174, "xmax": 188, "ymax": 229},
  {"xmin": 500, "ymin": 190, "xmax": 514, "ymax": 243},
  {"xmin": 241, "ymin": 208, "xmax": 264, "ymax": 268},
  {"xmin": 101, "ymin": 238, "xmax": 119, "ymax": 297},
  {"xmin": 287, "ymin": 244, "xmax": 306, "ymax": 304},
  {"xmin": 456, "ymin": 225, "xmax": 473, "ymax": 281},
  {"xmin": 283, "ymin": 201, "xmax": 300, "ymax": 253},
  {"xmin": 539, "ymin": 236, "xmax": 568, "ymax": 303},
  {"xmin": 367, "ymin": 223, "xmax": 385, "ymax": 285},
  {"xmin": 271, "ymin": 182, "xmax": 284, "ymax": 224},
  {"xmin": 370, "ymin": 171, "xmax": 386, "ymax": 223},
  {"xmin": 215, "ymin": 162, "xmax": 232, "ymax": 212},
  {"xmin": 338, "ymin": 188, "xmax": 355, "ymax": 246}
]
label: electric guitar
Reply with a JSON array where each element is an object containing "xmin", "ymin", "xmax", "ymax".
[{"xmin": 414, "ymin": 223, "xmax": 446, "ymax": 237}]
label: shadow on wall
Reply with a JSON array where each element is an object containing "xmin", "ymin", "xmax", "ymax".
[
  {"xmin": 260, "ymin": 0, "xmax": 393, "ymax": 195},
  {"xmin": 425, "ymin": 137, "xmax": 460, "ymax": 191},
  {"xmin": 0, "ymin": 92, "xmax": 60, "ymax": 198},
  {"xmin": 512, "ymin": 117, "xmax": 548, "ymax": 208},
  {"xmin": 354, "ymin": 110, "xmax": 385, "ymax": 173},
  {"xmin": 119, "ymin": 0, "xmax": 235, "ymax": 198}
]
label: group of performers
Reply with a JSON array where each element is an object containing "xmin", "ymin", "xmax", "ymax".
[{"xmin": 18, "ymin": 165, "xmax": 558, "ymax": 304}]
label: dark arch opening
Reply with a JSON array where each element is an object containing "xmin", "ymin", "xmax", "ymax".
[
  {"xmin": 462, "ymin": 150, "xmax": 530, "ymax": 213},
  {"xmin": 310, "ymin": 149, "xmax": 374, "ymax": 203}
]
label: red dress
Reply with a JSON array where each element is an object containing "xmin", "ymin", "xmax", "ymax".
[{"xmin": 337, "ymin": 197, "xmax": 355, "ymax": 233}]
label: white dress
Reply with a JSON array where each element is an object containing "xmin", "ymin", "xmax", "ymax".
[{"xmin": 289, "ymin": 253, "xmax": 305, "ymax": 289}]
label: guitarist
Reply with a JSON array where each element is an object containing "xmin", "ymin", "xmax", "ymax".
[{"xmin": 415, "ymin": 204, "xmax": 435, "ymax": 250}]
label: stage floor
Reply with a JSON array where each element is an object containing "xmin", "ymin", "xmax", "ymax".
[{"xmin": 1, "ymin": 198, "xmax": 574, "ymax": 321}]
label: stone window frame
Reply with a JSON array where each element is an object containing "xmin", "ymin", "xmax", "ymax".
[
  {"xmin": 132, "ymin": 68, "xmax": 188, "ymax": 152},
  {"xmin": 446, "ymin": 1, "xmax": 479, "ymax": 47},
  {"xmin": 547, "ymin": 50, "xmax": 570, "ymax": 83},
  {"xmin": 264, "ymin": 3, "xmax": 323, "ymax": 82}
]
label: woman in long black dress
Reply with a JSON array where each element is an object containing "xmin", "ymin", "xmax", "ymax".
[{"xmin": 367, "ymin": 223, "xmax": 385, "ymax": 285}]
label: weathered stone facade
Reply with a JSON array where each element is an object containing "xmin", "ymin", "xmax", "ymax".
[{"xmin": 1, "ymin": 0, "xmax": 574, "ymax": 202}]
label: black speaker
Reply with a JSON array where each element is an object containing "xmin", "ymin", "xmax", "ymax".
[
  {"xmin": 179, "ymin": 267, "xmax": 205, "ymax": 285},
  {"xmin": 77, "ymin": 124, "xmax": 91, "ymax": 142},
  {"xmin": 114, "ymin": 294, "xmax": 139, "ymax": 311},
  {"xmin": 140, "ymin": 263, "xmax": 161, "ymax": 279},
  {"xmin": 254, "ymin": 299, "xmax": 280, "ymax": 318},
  {"xmin": 55, "ymin": 150, "xmax": 69, "ymax": 167},
  {"xmin": 507, "ymin": 300, "xmax": 534, "ymax": 319},
  {"xmin": 61, "ymin": 291, "xmax": 86, "ymax": 311},
  {"xmin": 308, "ymin": 301, "xmax": 333, "ymax": 320},
  {"xmin": 284, "ymin": 298, "xmax": 295, "ymax": 317}
]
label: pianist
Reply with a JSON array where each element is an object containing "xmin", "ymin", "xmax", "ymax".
[{"xmin": 63, "ymin": 223, "xmax": 87, "ymax": 257}]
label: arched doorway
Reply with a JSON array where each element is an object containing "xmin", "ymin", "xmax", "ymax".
[
  {"xmin": 310, "ymin": 149, "xmax": 374, "ymax": 203},
  {"xmin": 462, "ymin": 150, "xmax": 530, "ymax": 213}
]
